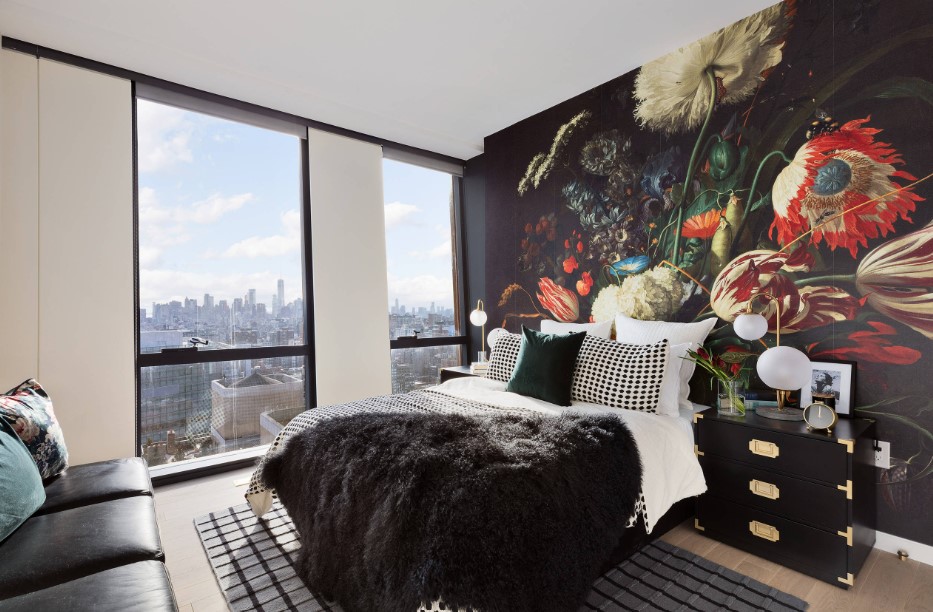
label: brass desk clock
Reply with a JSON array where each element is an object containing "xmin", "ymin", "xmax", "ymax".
[{"xmin": 803, "ymin": 400, "xmax": 837, "ymax": 434}]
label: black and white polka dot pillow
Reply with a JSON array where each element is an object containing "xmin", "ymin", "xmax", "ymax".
[
  {"xmin": 484, "ymin": 332, "xmax": 522, "ymax": 382},
  {"xmin": 571, "ymin": 336, "xmax": 669, "ymax": 412}
]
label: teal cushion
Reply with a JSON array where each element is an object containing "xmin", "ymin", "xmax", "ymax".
[
  {"xmin": 506, "ymin": 326, "xmax": 587, "ymax": 406},
  {"xmin": 0, "ymin": 417, "xmax": 46, "ymax": 543}
]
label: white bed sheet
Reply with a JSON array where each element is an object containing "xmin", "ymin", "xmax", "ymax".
[{"xmin": 431, "ymin": 377, "xmax": 707, "ymax": 533}]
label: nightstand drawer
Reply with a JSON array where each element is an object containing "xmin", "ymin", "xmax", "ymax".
[
  {"xmin": 701, "ymin": 455, "xmax": 848, "ymax": 532},
  {"xmin": 697, "ymin": 495, "xmax": 848, "ymax": 585},
  {"xmin": 698, "ymin": 418, "xmax": 848, "ymax": 483}
]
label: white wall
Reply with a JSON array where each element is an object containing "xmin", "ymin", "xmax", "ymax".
[
  {"xmin": 0, "ymin": 50, "xmax": 135, "ymax": 464},
  {"xmin": 307, "ymin": 129, "xmax": 392, "ymax": 405},
  {"xmin": 0, "ymin": 50, "xmax": 39, "ymax": 388}
]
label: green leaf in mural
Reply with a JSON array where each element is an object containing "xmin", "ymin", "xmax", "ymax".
[
  {"xmin": 840, "ymin": 76, "xmax": 933, "ymax": 109},
  {"xmin": 747, "ymin": 192, "xmax": 772, "ymax": 214}
]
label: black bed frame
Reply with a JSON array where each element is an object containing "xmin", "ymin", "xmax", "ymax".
[{"xmin": 602, "ymin": 497, "xmax": 695, "ymax": 571}]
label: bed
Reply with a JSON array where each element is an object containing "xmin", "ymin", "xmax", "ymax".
[{"xmin": 245, "ymin": 328, "xmax": 709, "ymax": 611}]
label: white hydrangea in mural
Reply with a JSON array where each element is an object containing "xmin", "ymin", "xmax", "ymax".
[
  {"xmin": 591, "ymin": 266, "xmax": 685, "ymax": 322},
  {"xmin": 633, "ymin": 2, "xmax": 793, "ymax": 134}
]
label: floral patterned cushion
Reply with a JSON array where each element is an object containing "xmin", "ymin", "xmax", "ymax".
[{"xmin": 0, "ymin": 379, "xmax": 68, "ymax": 479}]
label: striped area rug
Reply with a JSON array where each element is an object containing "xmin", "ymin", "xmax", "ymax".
[{"xmin": 195, "ymin": 503, "xmax": 808, "ymax": 612}]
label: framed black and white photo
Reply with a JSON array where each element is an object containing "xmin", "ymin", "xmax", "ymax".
[{"xmin": 800, "ymin": 360, "xmax": 856, "ymax": 417}]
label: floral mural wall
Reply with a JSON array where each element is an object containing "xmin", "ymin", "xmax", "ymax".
[{"xmin": 484, "ymin": 0, "xmax": 933, "ymax": 544}]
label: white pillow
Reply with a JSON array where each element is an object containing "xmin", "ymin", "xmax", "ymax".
[
  {"xmin": 657, "ymin": 342, "xmax": 692, "ymax": 417},
  {"xmin": 614, "ymin": 314, "xmax": 717, "ymax": 410},
  {"xmin": 540, "ymin": 319, "xmax": 613, "ymax": 339}
]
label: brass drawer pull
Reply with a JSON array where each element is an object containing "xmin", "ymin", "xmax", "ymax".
[
  {"xmin": 749, "ymin": 439, "xmax": 780, "ymax": 458},
  {"xmin": 750, "ymin": 479, "xmax": 780, "ymax": 500},
  {"xmin": 749, "ymin": 520, "xmax": 780, "ymax": 542}
]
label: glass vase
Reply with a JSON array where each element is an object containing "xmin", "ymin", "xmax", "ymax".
[{"xmin": 717, "ymin": 379, "xmax": 746, "ymax": 417}]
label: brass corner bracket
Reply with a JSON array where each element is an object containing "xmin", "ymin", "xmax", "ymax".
[
  {"xmin": 837, "ymin": 438, "xmax": 854, "ymax": 453},
  {"xmin": 838, "ymin": 526, "xmax": 853, "ymax": 547},
  {"xmin": 693, "ymin": 412, "xmax": 704, "ymax": 424},
  {"xmin": 838, "ymin": 573, "xmax": 855, "ymax": 586},
  {"xmin": 695, "ymin": 518, "xmax": 705, "ymax": 532},
  {"xmin": 838, "ymin": 479, "xmax": 853, "ymax": 500},
  {"xmin": 694, "ymin": 444, "xmax": 704, "ymax": 457}
]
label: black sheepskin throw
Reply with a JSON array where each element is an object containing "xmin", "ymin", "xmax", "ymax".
[{"xmin": 260, "ymin": 411, "xmax": 642, "ymax": 612}]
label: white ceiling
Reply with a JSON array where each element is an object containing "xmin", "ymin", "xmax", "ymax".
[{"xmin": 0, "ymin": 0, "xmax": 775, "ymax": 160}]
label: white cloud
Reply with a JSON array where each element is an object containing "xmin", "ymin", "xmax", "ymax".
[
  {"xmin": 407, "ymin": 240, "xmax": 452, "ymax": 260},
  {"xmin": 139, "ymin": 246, "xmax": 163, "ymax": 270},
  {"xmin": 136, "ymin": 100, "xmax": 194, "ymax": 173},
  {"xmin": 384, "ymin": 201, "xmax": 420, "ymax": 229},
  {"xmin": 387, "ymin": 273, "xmax": 453, "ymax": 307},
  {"xmin": 139, "ymin": 188, "xmax": 253, "ymax": 252},
  {"xmin": 218, "ymin": 210, "xmax": 301, "ymax": 259},
  {"xmin": 187, "ymin": 193, "xmax": 253, "ymax": 224}
]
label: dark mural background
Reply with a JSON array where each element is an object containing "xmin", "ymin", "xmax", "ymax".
[{"xmin": 483, "ymin": 0, "xmax": 933, "ymax": 544}]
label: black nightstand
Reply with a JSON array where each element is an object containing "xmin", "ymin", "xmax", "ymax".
[
  {"xmin": 439, "ymin": 365, "xmax": 477, "ymax": 383},
  {"xmin": 693, "ymin": 409, "xmax": 876, "ymax": 589}
]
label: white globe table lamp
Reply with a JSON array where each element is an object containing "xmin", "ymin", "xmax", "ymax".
[
  {"xmin": 734, "ymin": 288, "xmax": 812, "ymax": 421},
  {"xmin": 469, "ymin": 300, "xmax": 488, "ymax": 362}
]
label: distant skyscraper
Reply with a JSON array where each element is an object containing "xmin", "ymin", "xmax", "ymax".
[
  {"xmin": 430, "ymin": 301, "xmax": 435, "ymax": 314},
  {"xmin": 203, "ymin": 293, "xmax": 214, "ymax": 310},
  {"xmin": 248, "ymin": 288, "xmax": 256, "ymax": 307},
  {"xmin": 277, "ymin": 279, "xmax": 285, "ymax": 314}
]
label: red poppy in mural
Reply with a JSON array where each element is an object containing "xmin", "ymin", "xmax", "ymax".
[
  {"xmin": 563, "ymin": 256, "xmax": 579, "ymax": 274},
  {"xmin": 710, "ymin": 249, "xmax": 857, "ymax": 333},
  {"xmin": 681, "ymin": 209, "xmax": 725, "ymax": 239},
  {"xmin": 770, "ymin": 117, "xmax": 922, "ymax": 257},
  {"xmin": 810, "ymin": 321, "xmax": 920, "ymax": 365},
  {"xmin": 856, "ymin": 222, "xmax": 933, "ymax": 340},
  {"xmin": 537, "ymin": 278, "xmax": 579, "ymax": 322},
  {"xmin": 576, "ymin": 271, "xmax": 594, "ymax": 296}
]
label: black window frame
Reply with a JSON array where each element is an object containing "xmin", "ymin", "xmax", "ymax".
[{"xmin": 132, "ymin": 88, "xmax": 317, "ymax": 469}]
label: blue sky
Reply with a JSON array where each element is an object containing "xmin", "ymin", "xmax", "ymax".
[
  {"xmin": 382, "ymin": 159, "xmax": 455, "ymax": 313},
  {"xmin": 137, "ymin": 100, "xmax": 454, "ymax": 314}
]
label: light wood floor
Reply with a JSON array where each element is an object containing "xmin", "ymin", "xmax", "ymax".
[{"xmin": 154, "ymin": 467, "xmax": 933, "ymax": 611}]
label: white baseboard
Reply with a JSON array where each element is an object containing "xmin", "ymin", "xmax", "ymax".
[{"xmin": 875, "ymin": 531, "xmax": 933, "ymax": 567}]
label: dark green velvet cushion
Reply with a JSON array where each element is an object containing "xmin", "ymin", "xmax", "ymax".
[
  {"xmin": 0, "ymin": 417, "xmax": 45, "ymax": 543},
  {"xmin": 506, "ymin": 326, "xmax": 587, "ymax": 406}
]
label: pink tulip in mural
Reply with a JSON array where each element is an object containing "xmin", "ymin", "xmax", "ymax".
[
  {"xmin": 856, "ymin": 222, "xmax": 933, "ymax": 340},
  {"xmin": 536, "ymin": 278, "xmax": 579, "ymax": 322}
]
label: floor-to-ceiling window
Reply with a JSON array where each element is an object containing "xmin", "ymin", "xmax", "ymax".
[
  {"xmin": 135, "ymin": 92, "xmax": 312, "ymax": 468},
  {"xmin": 383, "ymin": 158, "xmax": 465, "ymax": 392}
]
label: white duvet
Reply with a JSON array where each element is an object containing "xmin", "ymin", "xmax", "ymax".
[{"xmin": 431, "ymin": 376, "xmax": 707, "ymax": 533}]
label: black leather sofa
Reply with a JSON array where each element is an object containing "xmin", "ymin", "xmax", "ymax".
[{"xmin": 0, "ymin": 458, "xmax": 178, "ymax": 611}]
